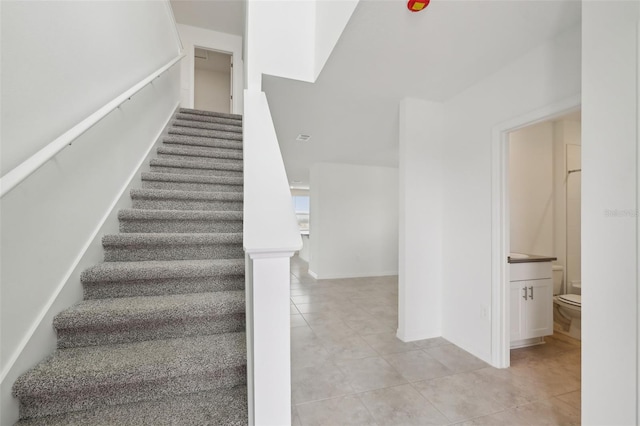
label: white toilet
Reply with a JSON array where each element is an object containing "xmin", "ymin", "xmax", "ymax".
[{"xmin": 552, "ymin": 265, "xmax": 581, "ymax": 340}]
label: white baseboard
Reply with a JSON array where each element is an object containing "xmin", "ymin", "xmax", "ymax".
[
  {"xmin": 396, "ymin": 327, "xmax": 441, "ymax": 343},
  {"xmin": 309, "ymin": 270, "xmax": 398, "ymax": 280}
]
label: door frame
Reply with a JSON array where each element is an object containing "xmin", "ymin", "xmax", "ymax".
[{"xmin": 490, "ymin": 95, "xmax": 581, "ymax": 368}]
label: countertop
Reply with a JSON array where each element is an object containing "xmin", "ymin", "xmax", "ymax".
[{"xmin": 508, "ymin": 253, "xmax": 558, "ymax": 264}]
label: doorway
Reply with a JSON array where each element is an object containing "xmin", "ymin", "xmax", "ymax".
[
  {"xmin": 490, "ymin": 96, "xmax": 581, "ymax": 368},
  {"xmin": 194, "ymin": 47, "xmax": 233, "ymax": 114}
]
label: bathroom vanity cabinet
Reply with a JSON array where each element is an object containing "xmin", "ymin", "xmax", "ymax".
[{"xmin": 509, "ymin": 261, "xmax": 553, "ymax": 348}]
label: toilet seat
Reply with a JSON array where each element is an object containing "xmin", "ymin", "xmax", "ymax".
[{"xmin": 558, "ymin": 294, "xmax": 581, "ymax": 307}]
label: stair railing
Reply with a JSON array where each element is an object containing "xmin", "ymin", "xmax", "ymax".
[
  {"xmin": 0, "ymin": 54, "xmax": 185, "ymax": 198},
  {"xmin": 243, "ymin": 90, "xmax": 302, "ymax": 425}
]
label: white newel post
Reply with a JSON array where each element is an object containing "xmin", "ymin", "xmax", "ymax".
[
  {"xmin": 246, "ymin": 251, "xmax": 294, "ymax": 426},
  {"xmin": 243, "ymin": 89, "xmax": 302, "ymax": 425}
]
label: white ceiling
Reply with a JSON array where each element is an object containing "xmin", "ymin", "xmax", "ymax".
[
  {"xmin": 171, "ymin": 0, "xmax": 245, "ymax": 36},
  {"xmin": 262, "ymin": 0, "xmax": 581, "ymax": 188}
]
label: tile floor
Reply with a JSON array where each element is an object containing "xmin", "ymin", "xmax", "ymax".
[{"xmin": 289, "ymin": 256, "xmax": 581, "ymax": 425}]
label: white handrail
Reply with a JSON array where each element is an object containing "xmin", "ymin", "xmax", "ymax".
[{"xmin": 0, "ymin": 53, "xmax": 185, "ymax": 198}]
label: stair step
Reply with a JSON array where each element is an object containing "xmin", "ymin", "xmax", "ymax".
[
  {"xmin": 119, "ymin": 208, "xmax": 243, "ymax": 234},
  {"xmin": 157, "ymin": 145, "xmax": 243, "ymax": 164},
  {"xmin": 13, "ymin": 333, "xmax": 247, "ymax": 419},
  {"xmin": 15, "ymin": 386, "xmax": 248, "ymax": 426},
  {"xmin": 169, "ymin": 127, "xmax": 243, "ymax": 142},
  {"xmin": 149, "ymin": 158, "xmax": 243, "ymax": 177},
  {"xmin": 102, "ymin": 232, "xmax": 244, "ymax": 262},
  {"xmin": 81, "ymin": 259, "xmax": 245, "ymax": 299},
  {"xmin": 131, "ymin": 188, "xmax": 243, "ymax": 211},
  {"xmin": 175, "ymin": 113, "xmax": 244, "ymax": 127},
  {"xmin": 173, "ymin": 117, "xmax": 244, "ymax": 132},
  {"xmin": 170, "ymin": 122, "xmax": 242, "ymax": 136},
  {"xmin": 54, "ymin": 291, "xmax": 245, "ymax": 349},
  {"xmin": 164, "ymin": 133, "xmax": 243, "ymax": 150},
  {"xmin": 179, "ymin": 107, "xmax": 242, "ymax": 121},
  {"xmin": 141, "ymin": 172, "xmax": 243, "ymax": 193}
]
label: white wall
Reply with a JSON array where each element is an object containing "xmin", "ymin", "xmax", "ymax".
[
  {"xmin": 397, "ymin": 98, "xmax": 444, "ymax": 342},
  {"xmin": 0, "ymin": 2, "xmax": 181, "ymax": 423},
  {"xmin": 440, "ymin": 26, "xmax": 581, "ymax": 362},
  {"xmin": 552, "ymin": 119, "xmax": 581, "ymax": 283},
  {"xmin": 194, "ymin": 68, "xmax": 231, "ymax": 113},
  {"xmin": 177, "ymin": 24, "xmax": 244, "ymax": 114},
  {"xmin": 509, "ymin": 122, "xmax": 555, "ymax": 256},
  {"xmin": 582, "ymin": 1, "xmax": 639, "ymax": 423},
  {"xmin": 0, "ymin": 1, "xmax": 179, "ymax": 175},
  {"xmin": 314, "ymin": 0, "xmax": 359, "ymax": 78},
  {"xmin": 245, "ymin": 0, "xmax": 359, "ymax": 90},
  {"xmin": 309, "ymin": 163, "xmax": 398, "ymax": 279}
]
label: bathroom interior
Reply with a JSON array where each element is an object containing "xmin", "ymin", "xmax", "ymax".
[{"xmin": 508, "ymin": 109, "xmax": 582, "ymax": 345}]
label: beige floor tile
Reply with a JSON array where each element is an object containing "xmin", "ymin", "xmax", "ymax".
[
  {"xmin": 296, "ymin": 301, "xmax": 352, "ymax": 315},
  {"xmin": 309, "ymin": 320, "xmax": 359, "ymax": 341},
  {"xmin": 291, "ymin": 314, "xmax": 308, "ymax": 328},
  {"xmin": 319, "ymin": 335, "xmax": 379, "ymax": 361},
  {"xmin": 361, "ymin": 332, "xmax": 421, "ymax": 355},
  {"xmin": 555, "ymin": 390, "xmax": 581, "ymax": 410},
  {"xmin": 413, "ymin": 336, "xmax": 450, "ymax": 349},
  {"xmin": 384, "ymin": 350, "xmax": 453, "ymax": 382},
  {"xmin": 414, "ymin": 370, "xmax": 521, "ymax": 423},
  {"xmin": 360, "ymin": 384, "xmax": 449, "ymax": 425},
  {"xmin": 461, "ymin": 398, "xmax": 580, "ymax": 426},
  {"xmin": 292, "ymin": 405, "xmax": 302, "ymax": 426},
  {"xmin": 291, "ymin": 304, "xmax": 300, "ymax": 314},
  {"xmin": 424, "ymin": 344, "xmax": 488, "ymax": 373},
  {"xmin": 335, "ymin": 356, "xmax": 407, "ymax": 392},
  {"xmin": 291, "ymin": 364, "xmax": 355, "ymax": 404},
  {"xmin": 345, "ymin": 317, "xmax": 396, "ymax": 336},
  {"xmin": 296, "ymin": 395, "xmax": 377, "ymax": 426}
]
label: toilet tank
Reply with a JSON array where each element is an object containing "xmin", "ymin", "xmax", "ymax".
[{"xmin": 552, "ymin": 265, "xmax": 564, "ymax": 295}]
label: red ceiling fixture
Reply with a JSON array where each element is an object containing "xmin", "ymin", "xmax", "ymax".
[{"xmin": 407, "ymin": 0, "xmax": 430, "ymax": 12}]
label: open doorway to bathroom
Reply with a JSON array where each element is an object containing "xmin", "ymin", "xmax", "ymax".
[
  {"xmin": 493, "ymin": 106, "xmax": 583, "ymax": 418},
  {"xmin": 193, "ymin": 47, "xmax": 232, "ymax": 114},
  {"xmin": 507, "ymin": 110, "xmax": 582, "ymax": 345}
]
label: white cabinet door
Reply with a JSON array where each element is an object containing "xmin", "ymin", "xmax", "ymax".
[
  {"xmin": 510, "ymin": 281, "xmax": 526, "ymax": 342},
  {"xmin": 522, "ymin": 278, "xmax": 553, "ymax": 339}
]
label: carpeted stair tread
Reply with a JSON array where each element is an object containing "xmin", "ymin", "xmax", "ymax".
[
  {"xmin": 173, "ymin": 115, "xmax": 242, "ymax": 128},
  {"xmin": 119, "ymin": 208, "xmax": 242, "ymax": 233},
  {"xmin": 81, "ymin": 259, "xmax": 245, "ymax": 300},
  {"xmin": 54, "ymin": 291, "xmax": 245, "ymax": 348},
  {"xmin": 157, "ymin": 145, "xmax": 243, "ymax": 161},
  {"xmin": 172, "ymin": 118, "xmax": 243, "ymax": 132},
  {"xmin": 170, "ymin": 122, "xmax": 242, "ymax": 136},
  {"xmin": 102, "ymin": 232, "xmax": 243, "ymax": 262},
  {"xmin": 15, "ymin": 386, "xmax": 248, "ymax": 426},
  {"xmin": 179, "ymin": 108, "xmax": 242, "ymax": 121},
  {"xmin": 150, "ymin": 157, "xmax": 242, "ymax": 172},
  {"xmin": 119, "ymin": 208, "xmax": 242, "ymax": 222},
  {"xmin": 176, "ymin": 113, "xmax": 244, "ymax": 127},
  {"xmin": 164, "ymin": 133, "xmax": 243, "ymax": 150},
  {"xmin": 141, "ymin": 172, "xmax": 242, "ymax": 186},
  {"xmin": 166, "ymin": 127, "xmax": 243, "ymax": 142},
  {"xmin": 13, "ymin": 333, "xmax": 246, "ymax": 418},
  {"xmin": 131, "ymin": 188, "xmax": 243, "ymax": 202},
  {"xmin": 82, "ymin": 258, "xmax": 245, "ymax": 283}
]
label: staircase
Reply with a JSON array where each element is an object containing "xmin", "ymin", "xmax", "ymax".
[{"xmin": 12, "ymin": 108, "xmax": 248, "ymax": 425}]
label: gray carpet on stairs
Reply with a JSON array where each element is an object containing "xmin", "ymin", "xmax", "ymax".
[{"xmin": 12, "ymin": 109, "xmax": 248, "ymax": 424}]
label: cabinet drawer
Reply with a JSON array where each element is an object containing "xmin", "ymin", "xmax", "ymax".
[{"xmin": 510, "ymin": 262, "xmax": 552, "ymax": 281}]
